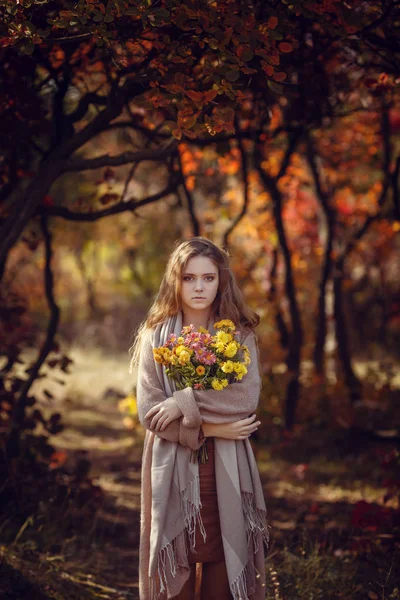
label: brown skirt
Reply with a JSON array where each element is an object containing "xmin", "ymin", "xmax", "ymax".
[{"xmin": 187, "ymin": 437, "xmax": 225, "ymax": 564}]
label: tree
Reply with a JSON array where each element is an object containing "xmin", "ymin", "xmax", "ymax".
[{"xmin": 1, "ymin": 0, "xmax": 400, "ymax": 447}]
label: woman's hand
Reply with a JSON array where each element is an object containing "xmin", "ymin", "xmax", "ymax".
[
  {"xmin": 145, "ymin": 397, "xmax": 183, "ymax": 432},
  {"xmin": 202, "ymin": 414, "xmax": 260, "ymax": 440}
]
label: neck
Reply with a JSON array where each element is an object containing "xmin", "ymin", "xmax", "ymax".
[{"xmin": 182, "ymin": 308, "xmax": 213, "ymax": 330}]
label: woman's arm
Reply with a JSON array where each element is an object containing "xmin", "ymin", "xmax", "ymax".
[
  {"xmin": 202, "ymin": 415, "xmax": 260, "ymax": 440},
  {"xmin": 136, "ymin": 328, "xmax": 204, "ymax": 450}
]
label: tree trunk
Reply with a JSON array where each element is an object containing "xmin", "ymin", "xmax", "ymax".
[{"xmin": 333, "ymin": 262, "xmax": 362, "ymax": 404}]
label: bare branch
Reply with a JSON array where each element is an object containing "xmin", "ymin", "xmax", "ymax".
[
  {"xmin": 62, "ymin": 138, "xmax": 178, "ymax": 172},
  {"xmin": 37, "ymin": 182, "xmax": 178, "ymax": 221},
  {"xmin": 176, "ymin": 153, "xmax": 200, "ymax": 236},
  {"xmin": 223, "ymin": 117, "xmax": 250, "ymax": 247}
]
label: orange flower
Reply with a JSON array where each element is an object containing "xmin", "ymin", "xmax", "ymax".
[{"xmin": 196, "ymin": 365, "xmax": 206, "ymax": 376}]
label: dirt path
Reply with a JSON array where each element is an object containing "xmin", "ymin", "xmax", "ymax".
[{"xmin": 2, "ymin": 346, "xmax": 399, "ymax": 599}]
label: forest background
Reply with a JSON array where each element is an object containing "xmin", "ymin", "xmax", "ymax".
[{"xmin": 0, "ymin": 1, "xmax": 400, "ymax": 599}]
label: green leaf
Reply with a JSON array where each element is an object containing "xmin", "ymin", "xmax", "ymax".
[
  {"xmin": 155, "ymin": 8, "xmax": 170, "ymax": 19},
  {"xmin": 225, "ymin": 69, "xmax": 240, "ymax": 82},
  {"xmin": 267, "ymin": 79, "xmax": 284, "ymax": 94},
  {"xmin": 241, "ymin": 47, "xmax": 253, "ymax": 61},
  {"xmin": 23, "ymin": 41, "xmax": 35, "ymax": 55},
  {"xmin": 92, "ymin": 10, "xmax": 104, "ymax": 22},
  {"xmin": 104, "ymin": 13, "xmax": 115, "ymax": 23},
  {"xmin": 36, "ymin": 28, "xmax": 50, "ymax": 38}
]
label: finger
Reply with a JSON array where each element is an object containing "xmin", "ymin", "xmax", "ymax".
[
  {"xmin": 155, "ymin": 415, "xmax": 164, "ymax": 431},
  {"xmin": 240, "ymin": 414, "xmax": 257, "ymax": 424},
  {"xmin": 150, "ymin": 413, "xmax": 162, "ymax": 430},
  {"xmin": 240, "ymin": 425, "xmax": 257, "ymax": 437},
  {"xmin": 156, "ymin": 414, "xmax": 169, "ymax": 431},
  {"xmin": 145, "ymin": 405, "xmax": 161, "ymax": 420},
  {"xmin": 247, "ymin": 422, "xmax": 260, "ymax": 432},
  {"xmin": 160, "ymin": 416, "xmax": 171, "ymax": 431}
]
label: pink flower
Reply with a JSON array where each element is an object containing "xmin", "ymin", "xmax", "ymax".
[{"xmin": 200, "ymin": 351, "xmax": 217, "ymax": 365}]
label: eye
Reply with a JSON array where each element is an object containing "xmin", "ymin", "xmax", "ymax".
[
  {"xmin": 205, "ymin": 276, "xmax": 215, "ymax": 282},
  {"xmin": 182, "ymin": 275, "xmax": 193, "ymax": 281}
]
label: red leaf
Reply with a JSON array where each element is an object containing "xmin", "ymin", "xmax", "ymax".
[
  {"xmin": 279, "ymin": 42, "xmax": 293, "ymax": 53},
  {"xmin": 268, "ymin": 16, "xmax": 278, "ymax": 30},
  {"xmin": 272, "ymin": 71, "xmax": 287, "ymax": 82},
  {"xmin": 185, "ymin": 90, "xmax": 204, "ymax": 102},
  {"xmin": 203, "ymin": 89, "xmax": 218, "ymax": 102}
]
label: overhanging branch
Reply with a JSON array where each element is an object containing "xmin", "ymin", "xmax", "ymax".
[
  {"xmin": 37, "ymin": 182, "xmax": 177, "ymax": 221},
  {"xmin": 62, "ymin": 138, "xmax": 178, "ymax": 172}
]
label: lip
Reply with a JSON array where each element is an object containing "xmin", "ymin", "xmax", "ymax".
[{"xmin": 192, "ymin": 297, "xmax": 206, "ymax": 299}]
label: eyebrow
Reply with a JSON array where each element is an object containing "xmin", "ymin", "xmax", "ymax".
[{"xmin": 182, "ymin": 272, "xmax": 217, "ymax": 276}]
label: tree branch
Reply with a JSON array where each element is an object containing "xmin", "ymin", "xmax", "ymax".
[
  {"xmin": 62, "ymin": 138, "xmax": 178, "ymax": 172},
  {"xmin": 37, "ymin": 182, "xmax": 178, "ymax": 221},
  {"xmin": 223, "ymin": 117, "xmax": 250, "ymax": 247}
]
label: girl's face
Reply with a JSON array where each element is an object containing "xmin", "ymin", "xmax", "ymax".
[{"xmin": 180, "ymin": 255, "xmax": 219, "ymax": 314}]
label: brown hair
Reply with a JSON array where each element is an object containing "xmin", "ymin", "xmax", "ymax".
[{"xmin": 128, "ymin": 236, "xmax": 259, "ymax": 371}]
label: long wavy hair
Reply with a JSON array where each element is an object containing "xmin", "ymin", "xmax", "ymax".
[{"xmin": 128, "ymin": 236, "xmax": 260, "ymax": 372}]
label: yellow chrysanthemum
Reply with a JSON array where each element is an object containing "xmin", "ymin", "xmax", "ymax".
[
  {"xmin": 216, "ymin": 330, "xmax": 232, "ymax": 344},
  {"xmin": 233, "ymin": 363, "xmax": 247, "ymax": 379},
  {"xmin": 224, "ymin": 341, "xmax": 238, "ymax": 358},
  {"xmin": 214, "ymin": 341, "xmax": 226, "ymax": 353},
  {"xmin": 198, "ymin": 326, "xmax": 209, "ymax": 334},
  {"xmin": 196, "ymin": 365, "xmax": 206, "ymax": 376},
  {"xmin": 161, "ymin": 348, "xmax": 172, "ymax": 360},
  {"xmin": 169, "ymin": 354, "xmax": 179, "ymax": 366},
  {"xmin": 221, "ymin": 361, "xmax": 234, "ymax": 373},
  {"xmin": 178, "ymin": 351, "xmax": 191, "ymax": 365},
  {"xmin": 177, "ymin": 336, "xmax": 185, "ymax": 343},
  {"xmin": 153, "ymin": 350, "xmax": 164, "ymax": 364},
  {"xmin": 175, "ymin": 344, "xmax": 191, "ymax": 356},
  {"xmin": 211, "ymin": 378, "xmax": 224, "ymax": 390},
  {"xmin": 242, "ymin": 345, "xmax": 251, "ymax": 365},
  {"xmin": 214, "ymin": 319, "xmax": 235, "ymax": 330}
]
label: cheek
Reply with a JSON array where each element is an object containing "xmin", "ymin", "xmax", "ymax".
[{"xmin": 211, "ymin": 280, "xmax": 219, "ymax": 294}]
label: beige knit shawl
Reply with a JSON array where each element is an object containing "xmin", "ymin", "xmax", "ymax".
[{"xmin": 137, "ymin": 312, "xmax": 271, "ymax": 600}]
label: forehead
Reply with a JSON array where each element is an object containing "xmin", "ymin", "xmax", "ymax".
[{"xmin": 183, "ymin": 255, "xmax": 217, "ymax": 273}]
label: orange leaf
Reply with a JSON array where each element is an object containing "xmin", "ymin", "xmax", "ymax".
[
  {"xmin": 268, "ymin": 16, "xmax": 278, "ymax": 29},
  {"xmin": 279, "ymin": 42, "xmax": 293, "ymax": 53},
  {"xmin": 262, "ymin": 63, "xmax": 274, "ymax": 76},
  {"xmin": 183, "ymin": 128, "xmax": 197, "ymax": 139},
  {"xmin": 185, "ymin": 90, "xmax": 204, "ymax": 102},
  {"xmin": 204, "ymin": 89, "xmax": 218, "ymax": 102},
  {"xmin": 272, "ymin": 72, "xmax": 287, "ymax": 82},
  {"xmin": 49, "ymin": 451, "xmax": 68, "ymax": 470},
  {"xmin": 186, "ymin": 175, "xmax": 195, "ymax": 190},
  {"xmin": 172, "ymin": 128, "xmax": 182, "ymax": 140}
]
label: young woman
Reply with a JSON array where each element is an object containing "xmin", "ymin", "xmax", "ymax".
[{"xmin": 129, "ymin": 237, "xmax": 270, "ymax": 600}]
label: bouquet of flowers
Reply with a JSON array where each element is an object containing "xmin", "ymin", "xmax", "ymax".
[{"xmin": 153, "ymin": 319, "xmax": 251, "ymax": 391}]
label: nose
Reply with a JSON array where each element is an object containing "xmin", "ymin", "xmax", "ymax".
[{"xmin": 194, "ymin": 279, "xmax": 203, "ymax": 292}]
